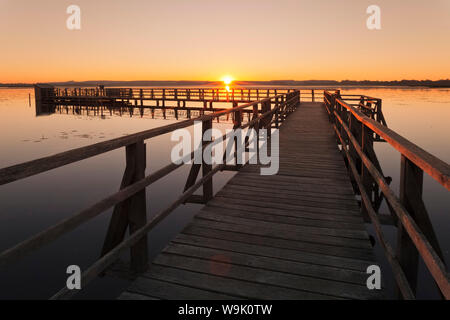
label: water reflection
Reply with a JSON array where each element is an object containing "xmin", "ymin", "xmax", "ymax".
[{"xmin": 0, "ymin": 87, "xmax": 448, "ymax": 299}]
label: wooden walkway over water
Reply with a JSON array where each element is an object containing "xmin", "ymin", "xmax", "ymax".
[
  {"xmin": 119, "ymin": 103, "xmax": 382, "ymax": 300},
  {"xmin": 1, "ymin": 88, "xmax": 448, "ymax": 300}
]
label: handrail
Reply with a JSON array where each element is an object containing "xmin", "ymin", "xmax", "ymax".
[
  {"xmin": 51, "ymin": 162, "xmax": 225, "ymax": 300},
  {"xmin": 331, "ymin": 93, "xmax": 449, "ymax": 190},
  {"xmin": 0, "ymin": 95, "xmax": 284, "ymax": 186},
  {"xmin": 0, "ymin": 90, "xmax": 300, "ymax": 299},
  {"xmin": 324, "ymin": 90, "xmax": 450, "ymax": 299}
]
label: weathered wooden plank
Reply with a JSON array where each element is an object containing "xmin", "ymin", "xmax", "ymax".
[
  {"xmin": 124, "ymin": 277, "xmax": 239, "ymax": 300},
  {"xmin": 222, "ymin": 182, "xmax": 357, "ymax": 201},
  {"xmin": 199, "ymin": 206, "xmax": 366, "ymax": 230},
  {"xmin": 163, "ymin": 243, "xmax": 368, "ymax": 285},
  {"xmin": 216, "ymin": 189, "xmax": 360, "ymax": 210},
  {"xmin": 153, "ymin": 253, "xmax": 381, "ymax": 300},
  {"xmin": 172, "ymin": 233, "xmax": 373, "ymax": 271},
  {"xmin": 118, "ymin": 291, "xmax": 159, "ymax": 300},
  {"xmin": 189, "ymin": 219, "xmax": 372, "ymax": 249},
  {"xmin": 211, "ymin": 197, "xmax": 361, "ymax": 217},
  {"xmin": 195, "ymin": 211, "xmax": 369, "ymax": 239},
  {"xmin": 206, "ymin": 200, "xmax": 364, "ymax": 223},
  {"xmin": 182, "ymin": 225, "xmax": 375, "ymax": 261},
  {"xmin": 143, "ymin": 265, "xmax": 339, "ymax": 300},
  {"xmin": 230, "ymin": 173, "xmax": 355, "ymax": 191},
  {"xmin": 227, "ymin": 178, "xmax": 355, "ymax": 196}
]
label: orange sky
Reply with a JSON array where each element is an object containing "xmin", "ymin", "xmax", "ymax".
[{"xmin": 1, "ymin": 0, "xmax": 449, "ymax": 83}]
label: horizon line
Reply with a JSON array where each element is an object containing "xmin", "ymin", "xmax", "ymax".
[{"xmin": 2, "ymin": 79, "xmax": 450, "ymax": 86}]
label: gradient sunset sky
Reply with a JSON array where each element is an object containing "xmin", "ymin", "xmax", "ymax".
[{"xmin": 1, "ymin": 0, "xmax": 449, "ymax": 83}]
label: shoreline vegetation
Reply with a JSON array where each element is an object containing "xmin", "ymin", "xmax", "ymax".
[{"xmin": 1, "ymin": 79, "xmax": 450, "ymax": 88}]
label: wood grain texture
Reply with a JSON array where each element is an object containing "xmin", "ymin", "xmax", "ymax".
[{"xmin": 120, "ymin": 102, "xmax": 383, "ymax": 300}]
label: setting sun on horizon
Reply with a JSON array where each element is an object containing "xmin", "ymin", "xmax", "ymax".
[{"xmin": 221, "ymin": 76, "xmax": 234, "ymax": 85}]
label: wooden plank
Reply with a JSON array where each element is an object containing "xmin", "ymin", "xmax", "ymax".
[
  {"xmin": 153, "ymin": 253, "xmax": 381, "ymax": 300},
  {"xmin": 222, "ymin": 182, "xmax": 357, "ymax": 201},
  {"xmin": 195, "ymin": 211, "xmax": 369, "ymax": 239},
  {"xmin": 118, "ymin": 292, "xmax": 159, "ymax": 300},
  {"xmin": 210, "ymin": 197, "xmax": 361, "ymax": 217},
  {"xmin": 183, "ymin": 225, "xmax": 375, "ymax": 261},
  {"xmin": 199, "ymin": 206, "xmax": 366, "ymax": 230},
  {"xmin": 231, "ymin": 172, "xmax": 355, "ymax": 191},
  {"xmin": 164, "ymin": 243, "xmax": 368, "ymax": 285},
  {"xmin": 124, "ymin": 277, "xmax": 239, "ymax": 300},
  {"xmin": 143, "ymin": 265, "xmax": 339, "ymax": 300},
  {"xmin": 172, "ymin": 233, "xmax": 373, "ymax": 271},
  {"xmin": 227, "ymin": 178, "xmax": 355, "ymax": 196},
  {"xmin": 189, "ymin": 219, "xmax": 372, "ymax": 249},
  {"xmin": 216, "ymin": 189, "xmax": 360, "ymax": 210},
  {"xmin": 205, "ymin": 201, "xmax": 364, "ymax": 223}
]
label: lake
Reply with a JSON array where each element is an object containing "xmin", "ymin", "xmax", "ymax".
[{"xmin": 0, "ymin": 87, "xmax": 448, "ymax": 299}]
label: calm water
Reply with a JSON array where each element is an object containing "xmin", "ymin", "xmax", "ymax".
[{"xmin": 0, "ymin": 87, "xmax": 448, "ymax": 299}]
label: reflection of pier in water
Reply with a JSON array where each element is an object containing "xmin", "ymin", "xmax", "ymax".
[{"xmin": 35, "ymin": 85, "xmax": 305, "ymax": 121}]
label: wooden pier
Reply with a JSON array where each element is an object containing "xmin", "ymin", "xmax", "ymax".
[
  {"xmin": 33, "ymin": 85, "xmax": 317, "ymax": 120},
  {"xmin": 0, "ymin": 88, "xmax": 449, "ymax": 300},
  {"xmin": 120, "ymin": 102, "xmax": 382, "ymax": 300}
]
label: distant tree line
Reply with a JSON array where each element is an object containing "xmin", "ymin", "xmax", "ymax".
[{"xmin": 1, "ymin": 79, "xmax": 449, "ymax": 88}]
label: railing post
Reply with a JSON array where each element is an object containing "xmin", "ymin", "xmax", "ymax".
[
  {"xmin": 101, "ymin": 140, "xmax": 148, "ymax": 273},
  {"xmin": 311, "ymin": 89, "xmax": 315, "ymax": 102},
  {"xmin": 128, "ymin": 141, "xmax": 148, "ymax": 272},
  {"xmin": 361, "ymin": 124, "xmax": 374, "ymax": 219},
  {"xmin": 233, "ymin": 105, "xmax": 243, "ymax": 169},
  {"xmin": 253, "ymin": 103, "xmax": 260, "ymax": 160},
  {"xmin": 202, "ymin": 119, "xmax": 213, "ymax": 201},
  {"xmin": 275, "ymin": 97, "xmax": 280, "ymax": 128},
  {"xmin": 396, "ymin": 155, "xmax": 421, "ymax": 296},
  {"xmin": 395, "ymin": 155, "xmax": 445, "ymax": 298}
]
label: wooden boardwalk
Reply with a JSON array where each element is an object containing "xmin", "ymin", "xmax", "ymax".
[
  {"xmin": 119, "ymin": 102, "xmax": 382, "ymax": 300},
  {"xmin": 1, "ymin": 89, "xmax": 447, "ymax": 299}
]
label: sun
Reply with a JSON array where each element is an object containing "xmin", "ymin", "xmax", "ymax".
[{"xmin": 221, "ymin": 75, "xmax": 233, "ymax": 85}]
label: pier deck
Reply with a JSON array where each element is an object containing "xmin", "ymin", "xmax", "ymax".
[
  {"xmin": 3, "ymin": 88, "xmax": 447, "ymax": 299},
  {"xmin": 119, "ymin": 102, "xmax": 382, "ymax": 300}
]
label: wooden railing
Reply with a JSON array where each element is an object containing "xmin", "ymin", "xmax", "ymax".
[
  {"xmin": 339, "ymin": 94, "xmax": 387, "ymax": 136},
  {"xmin": 324, "ymin": 90, "xmax": 450, "ymax": 299},
  {"xmin": 36, "ymin": 86, "xmax": 322, "ymax": 119},
  {"xmin": 49, "ymin": 87, "xmax": 297, "ymax": 102},
  {"xmin": 41, "ymin": 87, "xmax": 326, "ymax": 104},
  {"xmin": 0, "ymin": 90, "xmax": 300, "ymax": 299}
]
